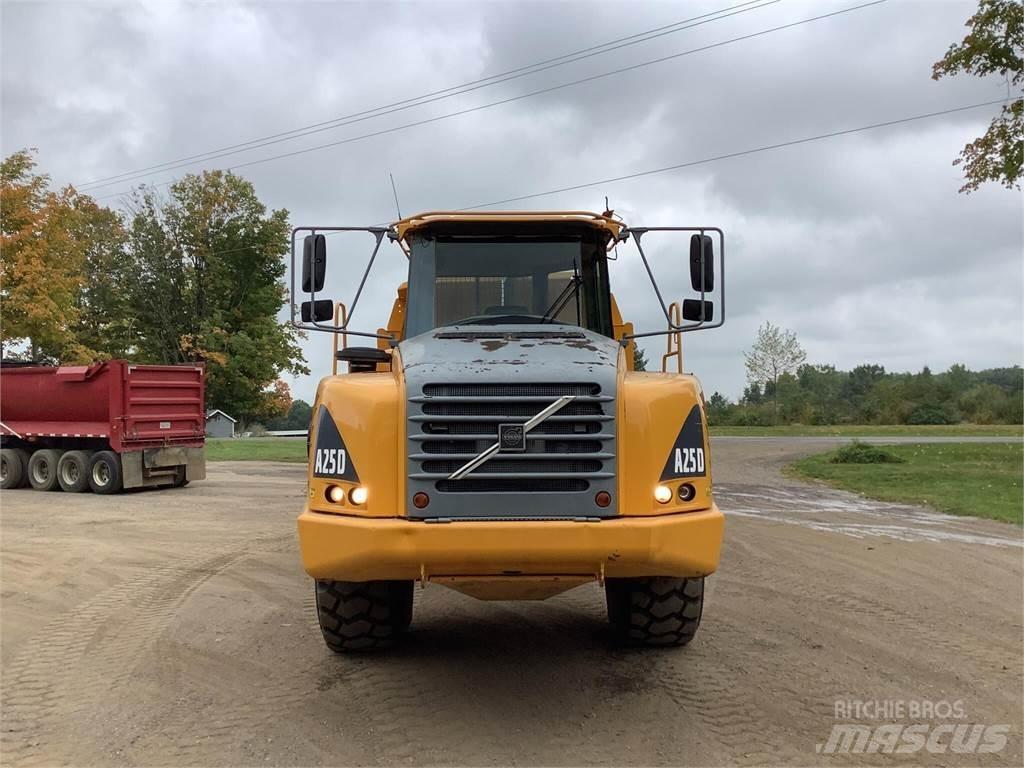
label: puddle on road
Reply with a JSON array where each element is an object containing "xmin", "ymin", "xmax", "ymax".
[{"xmin": 717, "ymin": 484, "xmax": 1022, "ymax": 548}]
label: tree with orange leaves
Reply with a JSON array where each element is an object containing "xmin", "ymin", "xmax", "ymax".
[{"xmin": 0, "ymin": 150, "xmax": 85, "ymax": 360}]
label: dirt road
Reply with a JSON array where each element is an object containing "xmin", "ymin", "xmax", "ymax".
[{"xmin": 2, "ymin": 439, "xmax": 1021, "ymax": 766}]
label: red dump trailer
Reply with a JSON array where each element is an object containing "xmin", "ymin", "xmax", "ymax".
[{"xmin": 0, "ymin": 360, "xmax": 206, "ymax": 493}]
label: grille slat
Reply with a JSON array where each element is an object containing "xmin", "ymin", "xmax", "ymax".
[
  {"xmin": 435, "ymin": 479, "xmax": 590, "ymax": 493},
  {"xmin": 422, "ymin": 401, "xmax": 603, "ymax": 417},
  {"xmin": 410, "ymin": 381, "xmax": 615, "ymax": 495},
  {"xmin": 423, "ymin": 383, "xmax": 599, "ymax": 397}
]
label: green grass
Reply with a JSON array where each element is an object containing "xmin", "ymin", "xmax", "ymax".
[
  {"xmin": 206, "ymin": 437, "xmax": 307, "ymax": 463},
  {"xmin": 789, "ymin": 442, "xmax": 1023, "ymax": 525},
  {"xmin": 711, "ymin": 424, "xmax": 1023, "ymax": 437}
]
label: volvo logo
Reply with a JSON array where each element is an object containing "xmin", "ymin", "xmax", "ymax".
[{"xmin": 498, "ymin": 424, "xmax": 526, "ymax": 451}]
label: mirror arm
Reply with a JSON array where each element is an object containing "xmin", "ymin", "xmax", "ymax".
[
  {"xmin": 290, "ymin": 226, "xmax": 396, "ymax": 343},
  {"xmin": 620, "ymin": 226, "xmax": 725, "ymax": 343},
  {"xmin": 626, "ymin": 229, "xmax": 677, "ymax": 330}
]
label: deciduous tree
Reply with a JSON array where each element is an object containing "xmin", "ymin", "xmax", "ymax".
[
  {"xmin": 744, "ymin": 321, "xmax": 807, "ymax": 423},
  {"xmin": 0, "ymin": 150, "xmax": 90, "ymax": 360},
  {"xmin": 124, "ymin": 170, "xmax": 307, "ymax": 421},
  {"xmin": 933, "ymin": 0, "xmax": 1024, "ymax": 192}
]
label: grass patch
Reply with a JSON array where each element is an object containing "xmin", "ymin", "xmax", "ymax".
[
  {"xmin": 711, "ymin": 424, "xmax": 1022, "ymax": 437},
  {"xmin": 206, "ymin": 437, "xmax": 307, "ymax": 463},
  {"xmin": 789, "ymin": 442, "xmax": 1023, "ymax": 525}
]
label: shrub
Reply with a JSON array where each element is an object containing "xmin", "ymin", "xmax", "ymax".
[
  {"xmin": 906, "ymin": 403, "xmax": 955, "ymax": 425},
  {"xmin": 830, "ymin": 441, "xmax": 906, "ymax": 464}
]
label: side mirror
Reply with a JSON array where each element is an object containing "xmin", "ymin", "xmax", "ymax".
[
  {"xmin": 682, "ymin": 299, "xmax": 713, "ymax": 322},
  {"xmin": 301, "ymin": 299, "xmax": 334, "ymax": 322},
  {"xmin": 302, "ymin": 234, "xmax": 327, "ymax": 292},
  {"xmin": 689, "ymin": 234, "xmax": 714, "ymax": 292}
]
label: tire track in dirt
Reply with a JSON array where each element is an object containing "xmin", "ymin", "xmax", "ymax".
[{"xmin": 0, "ymin": 534, "xmax": 293, "ymax": 766}]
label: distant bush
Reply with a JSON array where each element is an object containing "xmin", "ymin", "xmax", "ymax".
[
  {"xmin": 830, "ymin": 441, "xmax": 906, "ymax": 464},
  {"xmin": 906, "ymin": 404, "xmax": 956, "ymax": 425}
]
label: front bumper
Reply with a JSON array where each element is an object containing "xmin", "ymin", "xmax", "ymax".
[{"xmin": 297, "ymin": 504, "xmax": 724, "ymax": 582}]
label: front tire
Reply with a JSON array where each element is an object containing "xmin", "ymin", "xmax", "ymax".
[
  {"xmin": 315, "ymin": 579, "xmax": 414, "ymax": 652},
  {"xmin": 1, "ymin": 448, "xmax": 29, "ymax": 490},
  {"xmin": 27, "ymin": 449, "xmax": 62, "ymax": 491},
  {"xmin": 88, "ymin": 451, "xmax": 123, "ymax": 494},
  {"xmin": 606, "ymin": 576, "xmax": 704, "ymax": 647},
  {"xmin": 57, "ymin": 450, "xmax": 92, "ymax": 493}
]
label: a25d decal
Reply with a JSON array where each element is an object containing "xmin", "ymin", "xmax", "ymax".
[
  {"xmin": 660, "ymin": 404, "xmax": 707, "ymax": 480},
  {"xmin": 312, "ymin": 405, "xmax": 360, "ymax": 482}
]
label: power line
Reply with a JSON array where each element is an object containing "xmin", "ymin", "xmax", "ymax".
[
  {"xmin": 115, "ymin": 98, "xmax": 1018, "ymax": 263},
  {"xmin": 77, "ymin": 0, "xmax": 778, "ymax": 190},
  {"xmin": 459, "ymin": 98, "xmax": 1020, "ymax": 209},
  {"xmin": 95, "ymin": 0, "xmax": 887, "ymax": 201}
]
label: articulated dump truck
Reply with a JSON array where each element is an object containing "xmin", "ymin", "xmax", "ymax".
[{"xmin": 293, "ymin": 211, "xmax": 725, "ymax": 651}]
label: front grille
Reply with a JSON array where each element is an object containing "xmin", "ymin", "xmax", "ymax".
[{"xmin": 408, "ymin": 381, "xmax": 615, "ymax": 499}]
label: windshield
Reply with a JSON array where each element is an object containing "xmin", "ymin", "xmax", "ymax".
[{"xmin": 405, "ymin": 237, "xmax": 612, "ymax": 338}]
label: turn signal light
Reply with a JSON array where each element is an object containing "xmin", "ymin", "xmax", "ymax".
[
  {"xmin": 413, "ymin": 491, "xmax": 430, "ymax": 509},
  {"xmin": 350, "ymin": 486, "xmax": 368, "ymax": 505},
  {"xmin": 595, "ymin": 491, "xmax": 611, "ymax": 508},
  {"xmin": 325, "ymin": 485, "xmax": 345, "ymax": 504}
]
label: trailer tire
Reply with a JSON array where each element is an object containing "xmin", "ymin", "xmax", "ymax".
[
  {"xmin": 1, "ymin": 448, "xmax": 30, "ymax": 490},
  {"xmin": 57, "ymin": 450, "xmax": 92, "ymax": 493},
  {"xmin": 27, "ymin": 449, "xmax": 62, "ymax": 491},
  {"xmin": 606, "ymin": 576, "xmax": 704, "ymax": 647},
  {"xmin": 88, "ymin": 451, "xmax": 123, "ymax": 494},
  {"xmin": 314, "ymin": 579, "xmax": 414, "ymax": 653},
  {"xmin": 172, "ymin": 466, "xmax": 189, "ymax": 488}
]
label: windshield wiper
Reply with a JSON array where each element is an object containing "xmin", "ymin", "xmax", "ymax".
[{"xmin": 541, "ymin": 259, "xmax": 582, "ymax": 324}]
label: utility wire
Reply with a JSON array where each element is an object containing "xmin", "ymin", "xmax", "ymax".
[
  {"xmin": 110, "ymin": 98, "xmax": 1017, "ymax": 261},
  {"xmin": 460, "ymin": 98, "xmax": 1021, "ymax": 209},
  {"xmin": 77, "ymin": 0, "xmax": 778, "ymax": 190},
  {"xmin": 95, "ymin": 0, "xmax": 886, "ymax": 201}
]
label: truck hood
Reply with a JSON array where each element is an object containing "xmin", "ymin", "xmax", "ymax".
[{"xmin": 399, "ymin": 324, "xmax": 620, "ymax": 380}]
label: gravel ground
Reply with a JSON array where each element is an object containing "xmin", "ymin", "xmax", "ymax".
[{"xmin": 1, "ymin": 438, "xmax": 1021, "ymax": 767}]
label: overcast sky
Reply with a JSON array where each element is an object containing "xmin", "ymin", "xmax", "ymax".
[{"xmin": 2, "ymin": 0, "xmax": 1021, "ymax": 402}]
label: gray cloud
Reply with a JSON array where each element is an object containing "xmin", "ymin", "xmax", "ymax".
[{"xmin": 2, "ymin": 0, "xmax": 1020, "ymax": 402}]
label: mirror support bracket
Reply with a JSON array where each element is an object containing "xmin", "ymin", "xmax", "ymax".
[
  {"xmin": 620, "ymin": 226, "xmax": 725, "ymax": 343},
  {"xmin": 290, "ymin": 226, "xmax": 397, "ymax": 344}
]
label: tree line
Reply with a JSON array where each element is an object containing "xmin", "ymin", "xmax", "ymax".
[
  {"xmin": 708, "ymin": 321, "xmax": 1022, "ymax": 427},
  {"xmin": 0, "ymin": 150, "xmax": 306, "ymax": 423}
]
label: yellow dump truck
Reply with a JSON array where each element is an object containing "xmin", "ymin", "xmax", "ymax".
[{"xmin": 293, "ymin": 211, "xmax": 724, "ymax": 651}]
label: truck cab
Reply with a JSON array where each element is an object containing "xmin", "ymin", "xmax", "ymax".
[{"xmin": 295, "ymin": 211, "xmax": 724, "ymax": 651}]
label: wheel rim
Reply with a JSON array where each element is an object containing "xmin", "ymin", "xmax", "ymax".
[
  {"xmin": 32, "ymin": 461, "xmax": 49, "ymax": 485},
  {"xmin": 92, "ymin": 461, "xmax": 110, "ymax": 487},
  {"xmin": 60, "ymin": 460, "xmax": 80, "ymax": 486}
]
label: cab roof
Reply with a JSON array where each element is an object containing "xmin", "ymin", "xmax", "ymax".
[{"xmin": 392, "ymin": 211, "xmax": 625, "ymax": 242}]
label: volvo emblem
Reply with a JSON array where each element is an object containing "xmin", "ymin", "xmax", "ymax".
[{"xmin": 498, "ymin": 424, "xmax": 526, "ymax": 452}]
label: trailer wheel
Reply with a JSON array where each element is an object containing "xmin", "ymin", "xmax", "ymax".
[
  {"xmin": 1, "ymin": 448, "xmax": 30, "ymax": 490},
  {"xmin": 606, "ymin": 576, "xmax": 704, "ymax": 647},
  {"xmin": 57, "ymin": 450, "xmax": 93, "ymax": 493},
  {"xmin": 314, "ymin": 579, "xmax": 414, "ymax": 652},
  {"xmin": 27, "ymin": 449, "xmax": 63, "ymax": 491},
  {"xmin": 172, "ymin": 466, "xmax": 189, "ymax": 488},
  {"xmin": 88, "ymin": 451, "xmax": 123, "ymax": 494}
]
